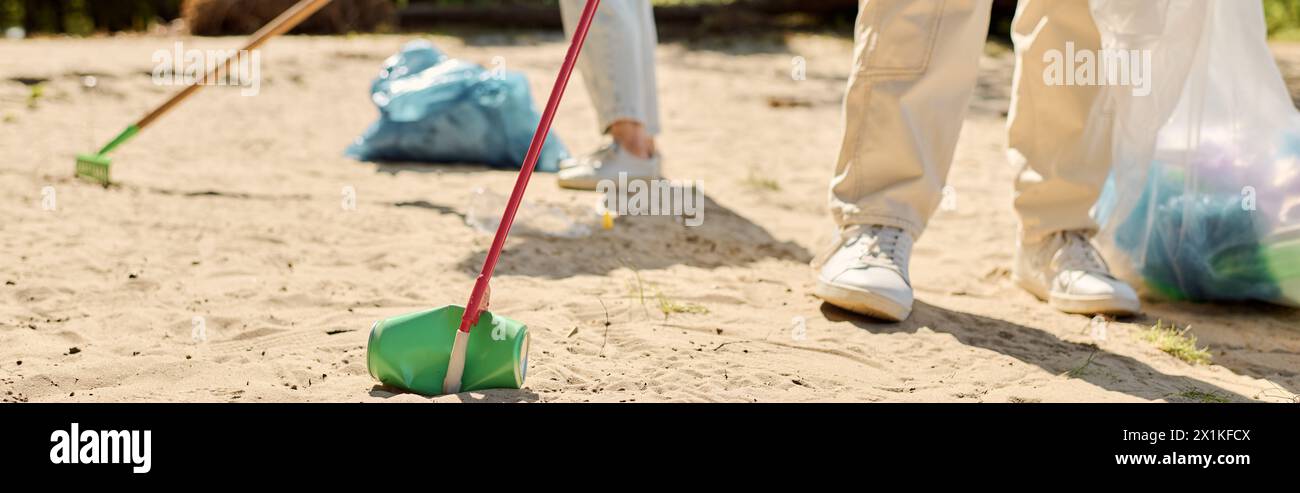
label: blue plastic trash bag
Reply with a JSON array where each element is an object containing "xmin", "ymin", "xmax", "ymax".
[
  {"xmin": 346, "ymin": 40, "xmax": 569, "ymax": 171},
  {"xmin": 1091, "ymin": 0, "xmax": 1300, "ymax": 306}
]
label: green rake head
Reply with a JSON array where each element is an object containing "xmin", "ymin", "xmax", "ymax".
[
  {"xmin": 75, "ymin": 124, "xmax": 139, "ymax": 186},
  {"xmin": 75, "ymin": 153, "xmax": 112, "ymax": 185}
]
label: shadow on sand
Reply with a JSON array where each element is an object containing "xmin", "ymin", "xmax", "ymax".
[
  {"xmin": 368, "ymin": 385, "xmax": 541, "ymax": 403},
  {"xmin": 821, "ymin": 300, "xmax": 1269, "ymax": 402},
  {"xmin": 450, "ymin": 193, "xmax": 813, "ymax": 278},
  {"xmin": 1131, "ymin": 301, "xmax": 1300, "ymax": 399}
]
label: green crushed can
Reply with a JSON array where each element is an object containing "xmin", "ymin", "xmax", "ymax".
[{"xmin": 367, "ymin": 305, "xmax": 529, "ymax": 395}]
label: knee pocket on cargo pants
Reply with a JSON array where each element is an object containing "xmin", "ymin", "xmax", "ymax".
[{"xmin": 855, "ymin": 0, "xmax": 955, "ymax": 78}]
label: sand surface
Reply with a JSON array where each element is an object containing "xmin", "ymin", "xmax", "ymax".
[{"xmin": 1, "ymin": 33, "xmax": 1298, "ymax": 403}]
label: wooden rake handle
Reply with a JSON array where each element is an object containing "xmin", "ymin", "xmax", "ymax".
[{"xmin": 137, "ymin": 0, "xmax": 335, "ymax": 129}]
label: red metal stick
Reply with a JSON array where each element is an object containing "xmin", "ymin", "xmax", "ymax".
[{"xmin": 456, "ymin": 0, "xmax": 601, "ymax": 333}]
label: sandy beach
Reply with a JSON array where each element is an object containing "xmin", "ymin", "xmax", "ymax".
[{"xmin": 2, "ymin": 32, "xmax": 1298, "ymax": 403}]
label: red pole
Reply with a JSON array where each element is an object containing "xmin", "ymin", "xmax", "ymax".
[{"xmin": 456, "ymin": 0, "xmax": 602, "ymax": 333}]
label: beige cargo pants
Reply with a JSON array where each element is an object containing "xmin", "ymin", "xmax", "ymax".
[{"xmin": 829, "ymin": 0, "xmax": 1114, "ymax": 243}]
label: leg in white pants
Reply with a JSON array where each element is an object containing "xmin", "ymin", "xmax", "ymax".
[
  {"xmin": 559, "ymin": 0, "xmax": 661, "ymax": 136},
  {"xmin": 556, "ymin": 0, "xmax": 664, "ymax": 190}
]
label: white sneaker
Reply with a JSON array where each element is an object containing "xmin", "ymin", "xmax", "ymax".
[
  {"xmin": 1014, "ymin": 230, "xmax": 1141, "ymax": 316},
  {"xmin": 814, "ymin": 225, "xmax": 914, "ymax": 321},
  {"xmin": 556, "ymin": 142, "xmax": 661, "ymax": 191}
]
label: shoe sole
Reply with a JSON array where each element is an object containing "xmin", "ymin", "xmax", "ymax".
[
  {"xmin": 556, "ymin": 176, "xmax": 600, "ymax": 191},
  {"xmin": 1013, "ymin": 274, "xmax": 1140, "ymax": 316},
  {"xmin": 814, "ymin": 280, "xmax": 911, "ymax": 322},
  {"xmin": 556, "ymin": 174, "xmax": 658, "ymax": 191}
]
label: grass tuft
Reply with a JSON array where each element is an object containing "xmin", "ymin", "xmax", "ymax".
[
  {"xmin": 742, "ymin": 169, "xmax": 780, "ymax": 191},
  {"xmin": 655, "ymin": 291, "xmax": 709, "ymax": 319},
  {"xmin": 1175, "ymin": 388, "xmax": 1230, "ymax": 403},
  {"xmin": 27, "ymin": 83, "xmax": 43, "ymax": 109},
  {"xmin": 1065, "ymin": 348, "xmax": 1098, "ymax": 378},
  {"xmin": 1141, "ymin": 320, "xmax": 1212, "ymax": 365}
]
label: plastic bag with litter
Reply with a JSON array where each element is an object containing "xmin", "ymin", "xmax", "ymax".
[
  {"xmin": 346, "ymin": 40, "xmax": 569, "ymax": 171},
  {"xmin": 1091, "ymin": 0, "xmax": 1300, "ymax": 306}
]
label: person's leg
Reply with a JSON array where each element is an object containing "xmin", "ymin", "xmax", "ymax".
[
  {"xmin": 1007, "ymin": 0, "xmax": 1112, "ymax": 241},
  {"xmin": 1008, "ymin": 0, "xmax": 1139, "ymax": 315},
  {"xmin": 816, "ymin": 0, "xmax": 992, "ymax": 321},
  {"xmin": 612, "ymin": 0, "xmax": 661, "ymax": 157},
  {"xmin": 558, "ymin": 0, "xmax": 662, "ymax": 190},
  {"xmin": 826, "ymin": 0, "xmax": 993, "ymax": 238}
]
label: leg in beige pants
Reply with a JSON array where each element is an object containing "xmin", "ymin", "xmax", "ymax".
[
  {"xmin": 1007, "ymin": 0, "xmax": 1113, "ymax": 242},
  {"xmin": 829, "ymin": 0, "xmax": 1111, "ymax": 243}
]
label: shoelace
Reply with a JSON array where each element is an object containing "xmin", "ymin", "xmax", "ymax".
[
  {"xmin": 1053, "ymin": 231, "xmax": 1108, "ymax": 274},
  {"xmin": 849, "ymin": 225, "xmax": 911, "ymax": 277},
  {"xmin": 561, "ymin": 143, "xmax": 608, "ymax": 170},
  {"xmin": 590, "ymin": 141, "xmax": 620, "ymax": 166},
  {"xmin": 563, "ymin": 141, "xmax": 617, "ymax": 169}
]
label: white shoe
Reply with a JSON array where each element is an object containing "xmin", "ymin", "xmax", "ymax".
[
  {"xmin": 814, "ymin": 225, "xmax": 914, "ymax": 321},
  {"xmin": 556, "ymin": 142, "xmax": 661, "ymax": 191},
  {"xmin": 1014, "ymin": 230, "xmax": 1141, "ymax": 316}
]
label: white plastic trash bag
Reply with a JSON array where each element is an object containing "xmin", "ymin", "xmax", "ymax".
[{"xmin": 1092, "ymin": 0, "xmax": 1300, "ymax": 306}]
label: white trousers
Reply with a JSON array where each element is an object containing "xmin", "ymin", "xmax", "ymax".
[{"xmin": 560, "ymin": 0, "xmax": 662, "ymax": 136}]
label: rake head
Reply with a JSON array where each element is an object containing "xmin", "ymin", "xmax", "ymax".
[
  {"xmin": 75, "ymin": 153, "xmax": 112, "ymax": 185},
  {"xmin": 75, "ymin": 124, "xmax": 138, "ymax": 186}
]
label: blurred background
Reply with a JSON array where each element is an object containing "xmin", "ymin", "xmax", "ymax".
[
  {"xmin": 0, "ymin": 0, "xmax": 868, "ymax": 37},
  {"xmin": 5, "ymin": 0, "xmax": 1297, "ymax": 40},
  {"xmin": 7, "ymin": 0, "xmax": 1300, "ymax": 41},
  {"xmin": 0, "ymin": 0, "xmax": 993, "ymax": 38}
]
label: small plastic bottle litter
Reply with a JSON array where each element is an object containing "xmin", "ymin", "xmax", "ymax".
[{"xmin": 465, "ymin": 187, "xmax": 613, "ymax": 239}]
